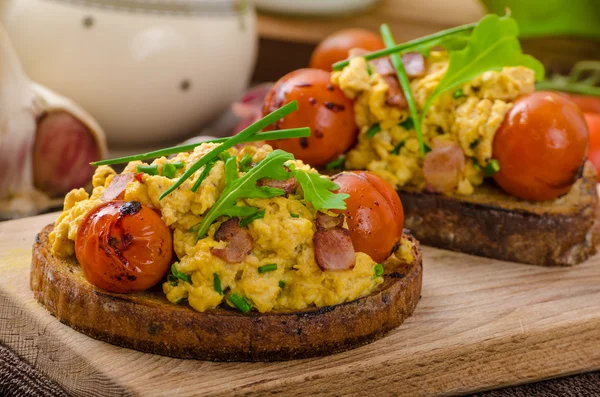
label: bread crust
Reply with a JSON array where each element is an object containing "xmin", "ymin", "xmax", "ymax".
[
  {"xmin": 400, "ymin": 162, "xmax": 599, "ymax": 266},
  {"xmin": 31, "ymin": 225, "xmax": 422, "ymax": 361}
]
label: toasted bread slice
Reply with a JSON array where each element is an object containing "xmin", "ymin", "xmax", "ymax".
[
  {"xmin": 400, "ymin": 162, "xmax": 599, "ymax": 266},
  {"xmin": 31, "ymin": 225, "xmax": 422, "ymax": 361}
]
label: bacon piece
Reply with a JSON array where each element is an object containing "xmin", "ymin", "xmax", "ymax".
[
  {"xmin": 402, "ymin": 52, "xmax": 426, "ymax": 78},
  {"xmin": 257, "ymin": 177, "xmax": 297, "ymax": 195},
  {"xmin": 423, "ymin": 139, "xmax": 465, "ymax": 193},
  {"xmin": 210, "ymin": 218, "xmax": 254, "ymax": 263},
  {"xmin": 101, "ymin": 173, "xmax": 134, "ymax": 201},
  {"xmin": 315, "ymin": 212, "xmax": 344, "ymax": 230},
  {"xmin": 371, "ymin": 57, "xmax": 396, "ymax": 76},
  {"xmin": 382, "ymin": 76, "xmax": 408, "ymax": 108},
  {"xmin": 313, "ymin": 213, "xmax": 355, "ymax": 271}
]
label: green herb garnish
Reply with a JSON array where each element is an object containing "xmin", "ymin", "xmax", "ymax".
[
  {"xmin": 278, "ymin": 280, "xmax": 285, "ymax": 288},
  {"xmin": 137, "ymin": 164, "xmax": 159, "ymax": 176},
  {"xmin": 238, "ymin": 154, "xmax": 253, "ymax": 172},
  {"xmin": 191, "ymin": 159, "xmax": 216, "ymax": 193},
  {"xmin": 172, "ymin": 161, "xmax": 185, "ymax": 169},
  {"xmin": 239, "ymin": 209, "xmax": 266, "ymax": 228},
  {"xmin": 453, "ymin": 89, "xmax": 465, "ymax": 99},
  {"xmin": 258, "ymin": 264, "xmax": 277, "ymax": 274},
  {"xmin": 374, "ymin": 263, "xmax": 384, "ymax": 277},
  {"xmin": 171, "ymin": 263, "xmax": 192, "ymax": 284},
  {"xmin": 483, "ymin": 159, "xmax": 501, "ymax": 177},
  {"xmin": 381, "ymin": 24, "xmax": 426, "ymax": 155},
  {"xmin": 332, "ymin": 21, "xmax": 478, "ymax": 71},
  {"xmin": 398, "ymin": 117, "xmax": 414, "ymax": 131},
  {"xmin": 228, "ymin": 293, "xmax": 252, "ymax": 313},
  {"xmin": 175, "ymin": 297, "xmax": 188, "ymax": 305},
  {"xmin": 421, "ymin": 14, "xmax": 544, "ymax": 120},
  {"xmin": 366, "ymin": 123, "xmax": 381, "ymax": 138},
  {"xmin": 290, "ymin": 213, "xmax": 300, "ymax": 218},
  {"xmin": 213, "ymin": 273, "xmax": 222, "ymax": 295},
  {"xmin": 162, "ymin": 163, "xmax": 177, "ymax": 179},
  {"xmin": 424, "ymin": 143, "xmax": 432, "ymax": 154},
  {"xmin": 91, "ymin": 127, "xmax": 309, "ymax": 167},
  {"xmin": 391, "ymin": 141, "xmax": 405, "ymax": 155},
  {"xmin": 293, "ymin": 170, "xmax": 349, "ymax": 211},
  {"xmin": 167, "ymin": 275, "xmax": 179, "ymax": 287},
  {"xmin": 325, "ymin": 155, "xmax": 346, "ymax": 170}
]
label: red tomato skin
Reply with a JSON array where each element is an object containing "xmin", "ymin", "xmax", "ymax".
[
  {"xmin": 492, "ymin": 92, "xmax": 589, "ymax": 201},
  {"xmin": 75, "ymin": 201, "xmax": 173, "ymax": 293},
  {"xmin": 585, "ymin": 112, "xmax": 600, "ymax": 181},
  {"xmin": 331, "ymin": 171, "xmax": 404, "ymax": 263},
  {"xmin": 264, "ymin": 68, "xmax": 358, "ymax": 167},
  {"xmin": 309, "ymin": 28, "xmax": 385, "ymax": 71},
  {"xmin": 560, "ymin": 93, "xmax": 600, "ymax": 114}
]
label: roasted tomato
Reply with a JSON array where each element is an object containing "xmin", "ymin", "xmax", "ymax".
[
  {"xmin": 585, "ymin": 112, "xmax": 600, "ymax": 181},
  {"xmin": 559, "ymin": 93, "xmax": 600, "ymax": 114},
  {"xmin": 331, "ymin": 171, "xmax": 404, "ymax": 263},
  {"xmin": 309, "ymin": 28, "xmax": 385, "ymax": 71},
  {"xmin": 76, "ymin": 201, "xmax": 173, "ymax": 293},
  {"xmin": 263, "ymin": 68, "xmax": 358, "ymax": 167},
  {"xmin": 492, "ymin": 92, "xmax": 589, "ymax": 201}
]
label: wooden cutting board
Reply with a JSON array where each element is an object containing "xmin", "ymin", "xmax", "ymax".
[{"xmin": 1, "ymin": 213, "xmax": 599, "ymax": 397}]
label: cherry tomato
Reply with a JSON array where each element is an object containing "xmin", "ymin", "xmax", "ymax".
[
  {"xmin": 76, "ymin": 201, "xmax": 173, "ymax": 293},
  {"xmin": 331, "ymin": 171, "xmax": 404, "ymax": 263},
  {"xmin": 559, "ymin": 93, "xmax": 600, "ymax": 114},
  {"xmin": 585, "ymin": 112, "xmax": 600, "ymax": 181},
  {"xmin": 263, "ymin": 68, "xmax": 358, "ymax": 167},
  {"xmin": 309, "ymin": 28, "xmax": 385, "ymax": 71},
  {"xmin": 493, "ymin": 91, "xmax": 589, "ymax": 201}
]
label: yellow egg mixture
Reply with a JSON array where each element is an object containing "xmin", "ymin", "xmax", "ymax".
[
  {"xmin": 331, "ymin": 51, "xmax": 536, "ymax": 195},
  {"xmin": 50, "ymin": 143, "xmax": 414, "ymax": 313}
]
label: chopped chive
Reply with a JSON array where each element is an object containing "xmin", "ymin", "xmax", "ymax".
[
  {"xmin": 483, "ymin": 159, "xmax": 501, "ymax": 177},
  {"xmin": 137, "ymin": 164, "xmax": 159, "ymax": 176},
  {"xmin": 219, "ymin": 151, "xmax": 232, "ymax": 162},
  {"xmin": 424, "ymin": 143, "xmax": 432, "ymax": 153},
  {"xmin": 332, "ymin": 22, "xmax": 477, "ymax": 71},
  {"xmin": 175, "ymin": 297, "xmax": 188, "ymax": 305},
  {"xmin": 91, "ymin": 128, "xmax": 310, "ymax": 167},
  {"xmin": 238, "ymin": 154, "xmax": 253, "ymax": 172},
  {"xmin": 366, "ymin": 62, "xmax": 373, "ymax": 76},
  {"xmin": 381, "ymin": 24, "xmax": 425, "ymax": 155},
  {"xmin": 472, "ymin": 158, "xmax": 481, "ymax": 170},
  {"xmin": 213, "ymin": 273, "xmax": 222, "ymax": 295},
  {"xmin": 374, "ymin": 263, "xmax": 384, "ymax": 277},
  {"xmin": 325, "ymin": 155, "xmax": 346, "ymax": 170},
  {"xmin": 171, "ymin": 263, "xmax": 192, "ymax": 284},
  {"xmin": 366, "ymin": 123, "xmax": 381, "ymax": 138},
  {"xmin": 453, "ymin": 89, "xmax": 465, "ymax": 99},
  {"xmin": 469, "ymin": 138, "xmax": 480, "ymax": 149},
  {"xmin": 167, "ymin": 274, "xmax": 179, "ymax": 287},
  {"xmin": 159, "ymin": 101, "xmax": 302, "ymax": 200},
  {"xmin": 290, "ymin": 213, "xmax": 300, "ymax": 218},
  {"xmin": 278, "ymin": 280, "xmax": 285, "ymax": 288},
  {"xmin": 391, "ymin": 140, "xmax": 405, "ymax": 155},
  {"xmin": 239, "ymin": 209, "xmax": 265, "ymax": 228},
  {"xmin": 191, "ymin": 160, "xmax": 216, "ymax": 193},
  {"xmin": 172, "ymin": 161, "xmax": 185, "ymax": 169},
  {"xmin": 258, "ymin": 264, "xmax": 277, "ymax": 274},
  {"xmin": 162, "ymin": 163, "xmax": 177, "ymax": 179},
  {"xmin": 398, "ymin": 117, "xmax": 414, "ymax": 131},
  {"xmin": 228, "ymin": 293, "xmax": 252, "ymax": 313}
]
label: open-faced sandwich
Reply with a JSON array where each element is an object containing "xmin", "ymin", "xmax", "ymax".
[
  {"xmin": 31, "ymin": 102, "xmax": 422, "ymax": 361},
  {"xmin": 260, "ymin": 14, "xmax": 598, "ymax": 266}
]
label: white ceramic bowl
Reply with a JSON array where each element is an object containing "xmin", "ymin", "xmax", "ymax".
[
  {"xmin": 253, "ymin": 0, "xmax": 381, "ymax": 16},
  {"xmin": 1, "ymin": 0, "xmax": 257, "ymax": 147}
]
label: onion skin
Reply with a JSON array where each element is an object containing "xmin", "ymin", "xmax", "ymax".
[{"xmin": 32, "ymin": 111, "xmax": 100, "ymax": 197}]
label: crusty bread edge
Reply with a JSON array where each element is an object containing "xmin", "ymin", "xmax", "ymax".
[{"xmin": 31, "ymin": 225, "xmax": 422, "ymax": 362}]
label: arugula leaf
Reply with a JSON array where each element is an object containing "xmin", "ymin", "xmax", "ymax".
[
  {"xmin": 293, "ymin": 170, "xmax": 348, "ymax": 211},
  {"xmin": 195, "ymin": 150, "xmax": 293, "ymax": 238},
  {"xmin": 421, "ymin": 14, "xmax": 545, "ymax": 119}
]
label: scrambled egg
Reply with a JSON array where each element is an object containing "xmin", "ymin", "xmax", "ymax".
[
  {"xmin": 50, "ymin": 144, "xmax": 414, "ymax": 313},
  {"xmin": 331, "ymin": 51, "xmax": 535, "ymax": 195}
]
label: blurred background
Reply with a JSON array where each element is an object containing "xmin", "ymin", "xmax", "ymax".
[{"xmin": 0, "ymin": 0, "xmax": 598, "ymax": 219}]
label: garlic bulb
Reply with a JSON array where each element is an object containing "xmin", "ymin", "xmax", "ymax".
[{"xmin": 0, "ymin": 24, "xmax": 107, "ymax": 219}]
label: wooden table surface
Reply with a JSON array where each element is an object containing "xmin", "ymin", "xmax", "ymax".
[{"xmin": 1, "ymin": 213, "xmax": 599, "ymax": 396}]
